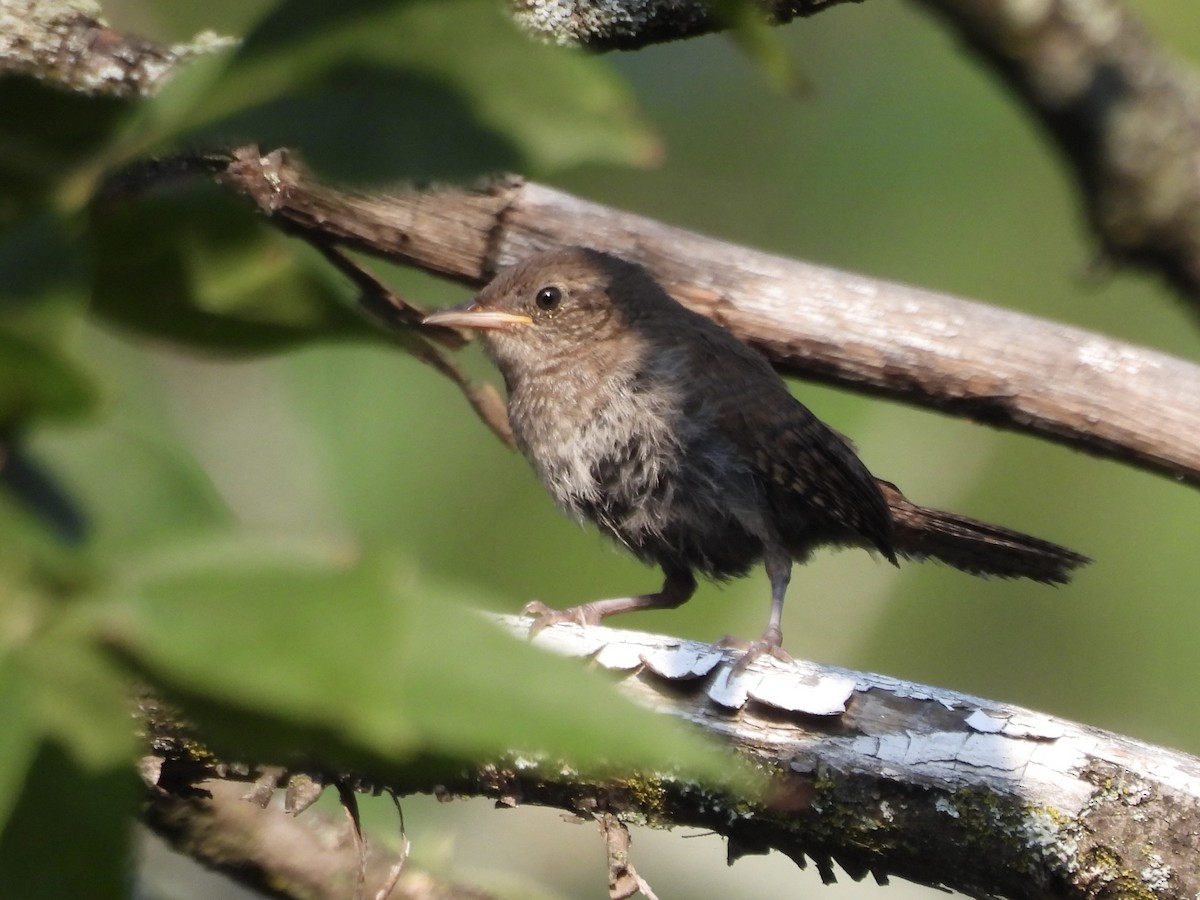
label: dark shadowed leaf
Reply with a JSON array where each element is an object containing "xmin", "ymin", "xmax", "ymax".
[
  {"xmin": 90, "ymin": 183, "xmax": 376, "ymax": 353},
  {"xmin": 237, "ymin": 0, "xmax": 403, "ymax": 54},
  {"xmin": 0, "ymin": 657, "xmax": 39, "ymax": 837},
  {"xmin": 0, "ymin": 213, "xmax": 91, "ymax": 346},
  {"xmin": 0, "ymin": 741, "xmax": 135, "ymax": 900},
  {"xmin": 169, "ymin": 0, "xmax": 656, "ymax": 180},
  {"xmin": 0, "ymin": 78, "xmax": 132, "ymax": 228},
  {"xmin": 0, "ymin": 215, "xmax": 98, "ymax": 442},
  {"xmin": 0, "ymin": 332, "xmax": 95, "ymax": 428},
  {"xmin": 0, "ymin": 443, "xmax": 89, "ymax": 546},
  {"xmin": 195, "ymin": 64, "xmax": 524, "ymax": 182}
]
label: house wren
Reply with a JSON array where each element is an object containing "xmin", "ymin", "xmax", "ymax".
[{"xmin": 423, "ymin": 247, "xmax": 1088, "ymax": 660}]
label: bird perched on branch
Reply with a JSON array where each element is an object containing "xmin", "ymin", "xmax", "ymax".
[{"xmin": 424, "ymin": 247, "xmax": 1088, "ymax": 662}]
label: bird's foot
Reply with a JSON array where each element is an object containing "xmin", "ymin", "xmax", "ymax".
[
  {"xmin": 717, "ymin": 628, "xmax": 794, "ymax": 675},
  {"xmin": 521, "ymin": 600, "xmax": 604, "ymax": 637}
]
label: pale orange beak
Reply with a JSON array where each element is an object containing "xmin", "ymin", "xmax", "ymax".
[{"xmin": 422, "ymin": 302, "xmax": 533, "ymax": 330}]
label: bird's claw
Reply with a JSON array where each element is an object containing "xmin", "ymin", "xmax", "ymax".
[
  {"xmin": 521, "ymin": 601, "xmax": 603, "ymax": 637},
  {"xmin": 717, "ymin": 633, "xmax": 794, "ymax": 675}
]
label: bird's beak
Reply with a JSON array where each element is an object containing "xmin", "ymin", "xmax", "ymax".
[{"xmin": 422, "ymin": 301, "xmax": 533, "ymax": 331}]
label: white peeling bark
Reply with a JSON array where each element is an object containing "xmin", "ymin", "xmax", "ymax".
[{"xmin": 509, "ymin": 615, "xmax": 1200, "ymax": 898}]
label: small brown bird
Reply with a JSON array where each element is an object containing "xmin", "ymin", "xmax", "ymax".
[{"xmin": 424, "ymin": 247, "xmax": 1088, "ymax": 660}]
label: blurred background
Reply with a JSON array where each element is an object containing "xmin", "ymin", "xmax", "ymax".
[{"xmin": 23, "ymin": 0, "xmax": 1200, "ymax": 896}]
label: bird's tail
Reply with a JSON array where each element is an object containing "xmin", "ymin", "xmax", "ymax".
[{"xmin": 876, "ymin": 481, "xmax": 1089, "ymax": 584}]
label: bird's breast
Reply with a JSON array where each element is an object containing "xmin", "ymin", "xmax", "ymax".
[
  {"xmin": 507, "ymin": 368, "xmax": 769, "ymax": 576},
  {"xmin": 508, "ymin": 368, "xmax": 679, "ymax": 518}
]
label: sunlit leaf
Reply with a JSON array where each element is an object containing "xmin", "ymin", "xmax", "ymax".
[
  {"xmin": 0, "ymin": 570, "xmax": 132, "ymax": 883},
  {"xmin": 22, "ymin": 633, "xmax": 135, "ymax": 771},
  {"xmin": 95, "ymin": 536, "xmax": 736, "ymax": 781},
  {"xmin": 29, "ymin": 420, "xmax": 234, "ymax": 557}
]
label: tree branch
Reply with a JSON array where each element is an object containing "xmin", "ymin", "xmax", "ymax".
[
  {"xmin": 509, "ymin": 0, "xmax": 853, "ymax": 49},
  {"xmin": 0, "ymin": 0, "xmax": 232, "ymax": 97},
  {"xmin": 138, "ymin": 696, "xmax": 496, "ymax": 900},
  {"xmin": 513, "ymin": 0, "xmax": 1200, "ymax": 309},
  {"xmin": 196, "ymin": 147, "xmax": 1200, "ymax": 489},
  {"xmin": 140, "ymin": 620, "xmax": 1200, "ymax": 899},
  {"xmin": 921, "ymin": 0, "xmax": 1200, "ymax": 303}
]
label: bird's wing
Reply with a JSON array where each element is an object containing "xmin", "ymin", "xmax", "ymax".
[{"xmin": 682, "ymin": 322, "xmax": 897, "ymax": 561}]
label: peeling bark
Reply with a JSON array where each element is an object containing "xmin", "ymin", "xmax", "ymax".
[{"xmin": 139, "ymin": 622, "xmax": 1200, "ymax": 899}]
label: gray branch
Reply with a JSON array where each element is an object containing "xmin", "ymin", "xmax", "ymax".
[
  {"xmin": 517, "ymin": 619, "xmax": 1200, "ymax": 897},
  {"xmin": 198, "ymin": 147, "xmax": 1200, "ymax": 489},
  {"xmin": 141, "ymin": 619, "xmax": 1200, "ymax": 899},
  {"xmin": 0, "ymin": 0, "xmax": 232, "ymax": 97}
]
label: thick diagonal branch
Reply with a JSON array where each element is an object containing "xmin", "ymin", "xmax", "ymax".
[{"xmin": 209, "ymin": 147, "xmax": 1200, "ymax": 489}]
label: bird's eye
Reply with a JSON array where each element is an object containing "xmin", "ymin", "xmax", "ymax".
[{"xmin": 534, "ymin": 286, "xmax": 563, "ymax": 313}]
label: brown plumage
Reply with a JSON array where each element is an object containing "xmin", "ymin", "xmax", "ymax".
[{"xmin": 424, "ymin": 247, "xmax": 1088, "ymax": 659}]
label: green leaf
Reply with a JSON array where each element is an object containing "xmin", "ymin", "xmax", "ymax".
[
  {"xmin": 0, "ymin": 657, "xmax": 39, "ymax": 836},
  {"xmin": 172, "ymin": 0, "xmax": 657, "ymax": 180},
  {"xmin": 239, "ymin": 0, "xmax": 402, "ymax": 53},
  {"xmin": 427, "ymin": 1, "xmax": 660, "ymax": 173},
  {"xmin": 0, "ymin": 442, "xmax": 89, "ymax": 548},
  {"xmin": 0, "ymin": 558, "xmax": 133, "ymax": 766},
  {"xmin": 21, "ymin": 632, "xmax": 135, "ymax": 771},
  {"xmin": 0, "ymin": 569, "xmax": 132, "ymax": 858},
  {"xmin": 0, "ymin": 78, "xmax": 132, "ymax": 225},
  {"xmin": 0, "ymin": 332, "xmax": 95, "ymax": 428},
  {"xmin": 191, "ymin": 63, "xmax": 526, "ymax": 182},
  {"xmin": 96, "ymin": 536, "xmax": 734, "ymax": 781},
  {"xmin": 89, "ymin": 183, "xmax": 375, "ymax": 353},
  {"xmin": 28, "ymin": 420, "xmax": 234, "ymax": 557},
  {"xmin": 0, "ymin": 213, "xmax": 91, "ymax": 346},
  {"xmin": 0, "ymin": 741, "xmax": 135, "ymax": 900},
  {"xmin": 0, "ymin": 214, "xmax": 97, "ymax": 427},
  {"xmin": 705, "ymin": 0, "xmax": 800, "ymax": 93}
]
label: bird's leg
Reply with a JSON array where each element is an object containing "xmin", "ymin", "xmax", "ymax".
[
  {"xmin": 523, "ymin": 565, "xmax": 696, "ymax": 636},
  {"xmin": 761, "ymin": 547, "xmax": 791, "ymax": 650},
  {"xmin": 723, "ymin": 548, "xmax": 795, "ymax": 672}
]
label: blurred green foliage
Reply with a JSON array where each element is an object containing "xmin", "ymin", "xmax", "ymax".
[
  {"xmin": 0, "ymin": 1, "xmax": 732, "ymax": 896},
  {"xmin": 3, "ymin": 0, "xmax": 1200, "ymax": 897}
]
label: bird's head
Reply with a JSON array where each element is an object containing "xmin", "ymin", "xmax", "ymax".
[{"xmin": 422, "ymin": 247, "xmax": 668, "ymax": 381}]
